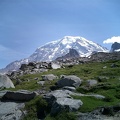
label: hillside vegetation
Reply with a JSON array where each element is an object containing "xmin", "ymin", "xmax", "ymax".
[{"xmin": 7, "ymin": 60, "xmax": 120, "ymax": 119}]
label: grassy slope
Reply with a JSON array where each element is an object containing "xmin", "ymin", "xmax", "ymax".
[{"xmin": 7, "ymin": 60, "xmax": 120, "ymax": 119}]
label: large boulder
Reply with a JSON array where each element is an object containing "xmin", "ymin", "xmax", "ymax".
[
  {"xmin": 44, "ymin": 90, "xmax": 73, "ymax": 111},
  {"xmin": 44, "ymin": 90, "xmax": 83, "ymax": 116},
  {"xmin": 41, "ymin": 74, "xmax": 58, "ymax": 81},
  {"xmin": 0, "ymin": 102, "xmax": 24, "ymax": 120},
  {"xmin": 2, "ymin": 90, "xmax": 36, "ymax": 102},
  {"xmin": 51, "ymin": 97, "xmax": 83, "ymax": 116},
  {"xmin": 0, "ymin": 74, "xmax": 15, "ymax": 89},
  {"xmin": 57, "ymin": 75, "xmax": 82, "ymax": 88},
  {"xmin": 45, "ymin": 90, "xmax": 72, "ymax": 99}
]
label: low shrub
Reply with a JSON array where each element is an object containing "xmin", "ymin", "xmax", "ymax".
[{"xmin": 23, "ymin": 96, "xmax": 47, "ymax": 120}]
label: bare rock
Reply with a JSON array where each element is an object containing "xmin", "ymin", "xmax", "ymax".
[
  {"xmin": 51, "ymin": 97, "xmax": 83, "ymax": 116},
  {"xmin": 41, "ymin": 74, "xmax": 58, "ymax": 81},
  {"xmin": 0, "ymin": 102, "xmax": 25, "ymax": 120}
]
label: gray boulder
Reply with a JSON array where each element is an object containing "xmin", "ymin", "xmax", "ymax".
[
  {"xmin": 41, "ymin": 74, "xmax": 58, "ymax": 81},
  {"xmin": 44, "ymin": 90, "xmax": 83, "ymax": 116},
  {"xmin": 2, "ymin": 90, "xmax": 36, "ymax": 101},
  {"xmin": 0, "ymin": 74, "xmax": 15, "ymax": 89},
  {"xmin": 51, "ymin": 97, "xmax": 83, "ymax": 116},
  {"xmin": 44, "ymin": 90, "xmax": 73, "ymax": 110},
  {"xmin": 45, "ymin": 90, "xmax": 72, "ymax": 99},
  {"xmin": 57, "ymin": 75, "xmax": 82, "ymax": 88},
  {"xmin": 86, "ymin": 80, "xmax": 98, "ymax": 87},
  {"xmin": 0, "ymin": 102, "xmax": 25, "ymax": 120}
]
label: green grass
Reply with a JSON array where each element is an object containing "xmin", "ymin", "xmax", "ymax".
[
  {"xmin": 72, "ymin": 95, "xmax": 120, "ymax": 113},
  {"xmin": 10, "ymin": 60, "xmax": 120, "ymax": 91},
  {"xmin": 45, "ymin": 112, "xmax": 76, "ymax": 120}
]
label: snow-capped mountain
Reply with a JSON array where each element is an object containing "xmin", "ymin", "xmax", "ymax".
[
  {"xmin": 29, "ymin": 36, "xmax": 107, "ymax": 61},
  {"xmin": 0, "ymin": 36, "xmax": 108, "ymax": 73}
]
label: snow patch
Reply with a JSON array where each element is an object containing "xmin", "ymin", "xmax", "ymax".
[
  {"xmin": 115, "ymin": 49, "xmax": 120, "ymax": 52},
  {"xmin": 66, "ymin": 45, "xmax": 71, "ymax": 49}
]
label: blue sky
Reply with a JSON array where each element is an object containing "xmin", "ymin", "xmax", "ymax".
[{"xmin": 0, "ymin": 0, "xmax": 120, "ymax": 68}]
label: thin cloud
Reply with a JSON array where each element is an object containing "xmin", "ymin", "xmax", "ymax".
[
  {"xmin": 0, "ymin": 45, "xmax": 8, "ymax": 51},
  {"xmin": 0, "ymin": 44, "xmax": 28, "ymax": 60},
  {"xmin": 103, "ymin": 36, "xmax": 120, "ymax": 44}
]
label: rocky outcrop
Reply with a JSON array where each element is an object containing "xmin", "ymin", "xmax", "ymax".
[
  {"xmin": 44, "ymin": 89, "xmax": 105, "ymax": 116},
  {"xmin": 8, "ymin": 62, "xmax": 61, "ymax": 79},
  {"xmin": 0, "ymin": 74, "xmax": 15, "ymax": 89},
  {"xmin": 1, "ymin": 90, "xmax": 36, "ymax": 102},
  {"xmin": 51, "ymin": 97, "xmax": 83, "ymax": 116},
  {"xmin": 110, "ymin": 42, "xmax": 120, "ymax": 52},
  {"xmin": 44, "ymin": 90, "xmax": 83, "ymax": 116},
  {"xmin": 89, "ymin": 52, "xmax": 120, "ymax": 62},
  {"xmin": 57, "ymin": 75, "xmax": 82, "ymax": 88},
  {"xmin": 56, "ymin": 48, "xmax": 80, "ymax": 61}
]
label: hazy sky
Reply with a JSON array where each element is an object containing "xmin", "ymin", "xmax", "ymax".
[{"xmin": 0, "ymin": 0, "xmax": 120, "ymax": 68}]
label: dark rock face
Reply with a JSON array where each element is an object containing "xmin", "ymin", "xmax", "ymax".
[
  {"xmin": 56, "ymin": 48, "xmax": 80, "ymax": 61},
  {"xmin": 65, "ymin": 48, "xmax": 80, "ymax": 58},
  {"xmin": 1, "ymin": 90, "xmax": 36, "ymax": 102},
  {"xmin": 110, "ymin": 42, "xmax": 120, "ymax": 52}
]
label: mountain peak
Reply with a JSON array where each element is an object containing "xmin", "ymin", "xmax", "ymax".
[
  {"xmin": 29, "ymin": 36, "xmax": 108, "ymax": 61},
  {"xmin": 0, "ymin": 36, "xmax": 108, "ymax": 73}
]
